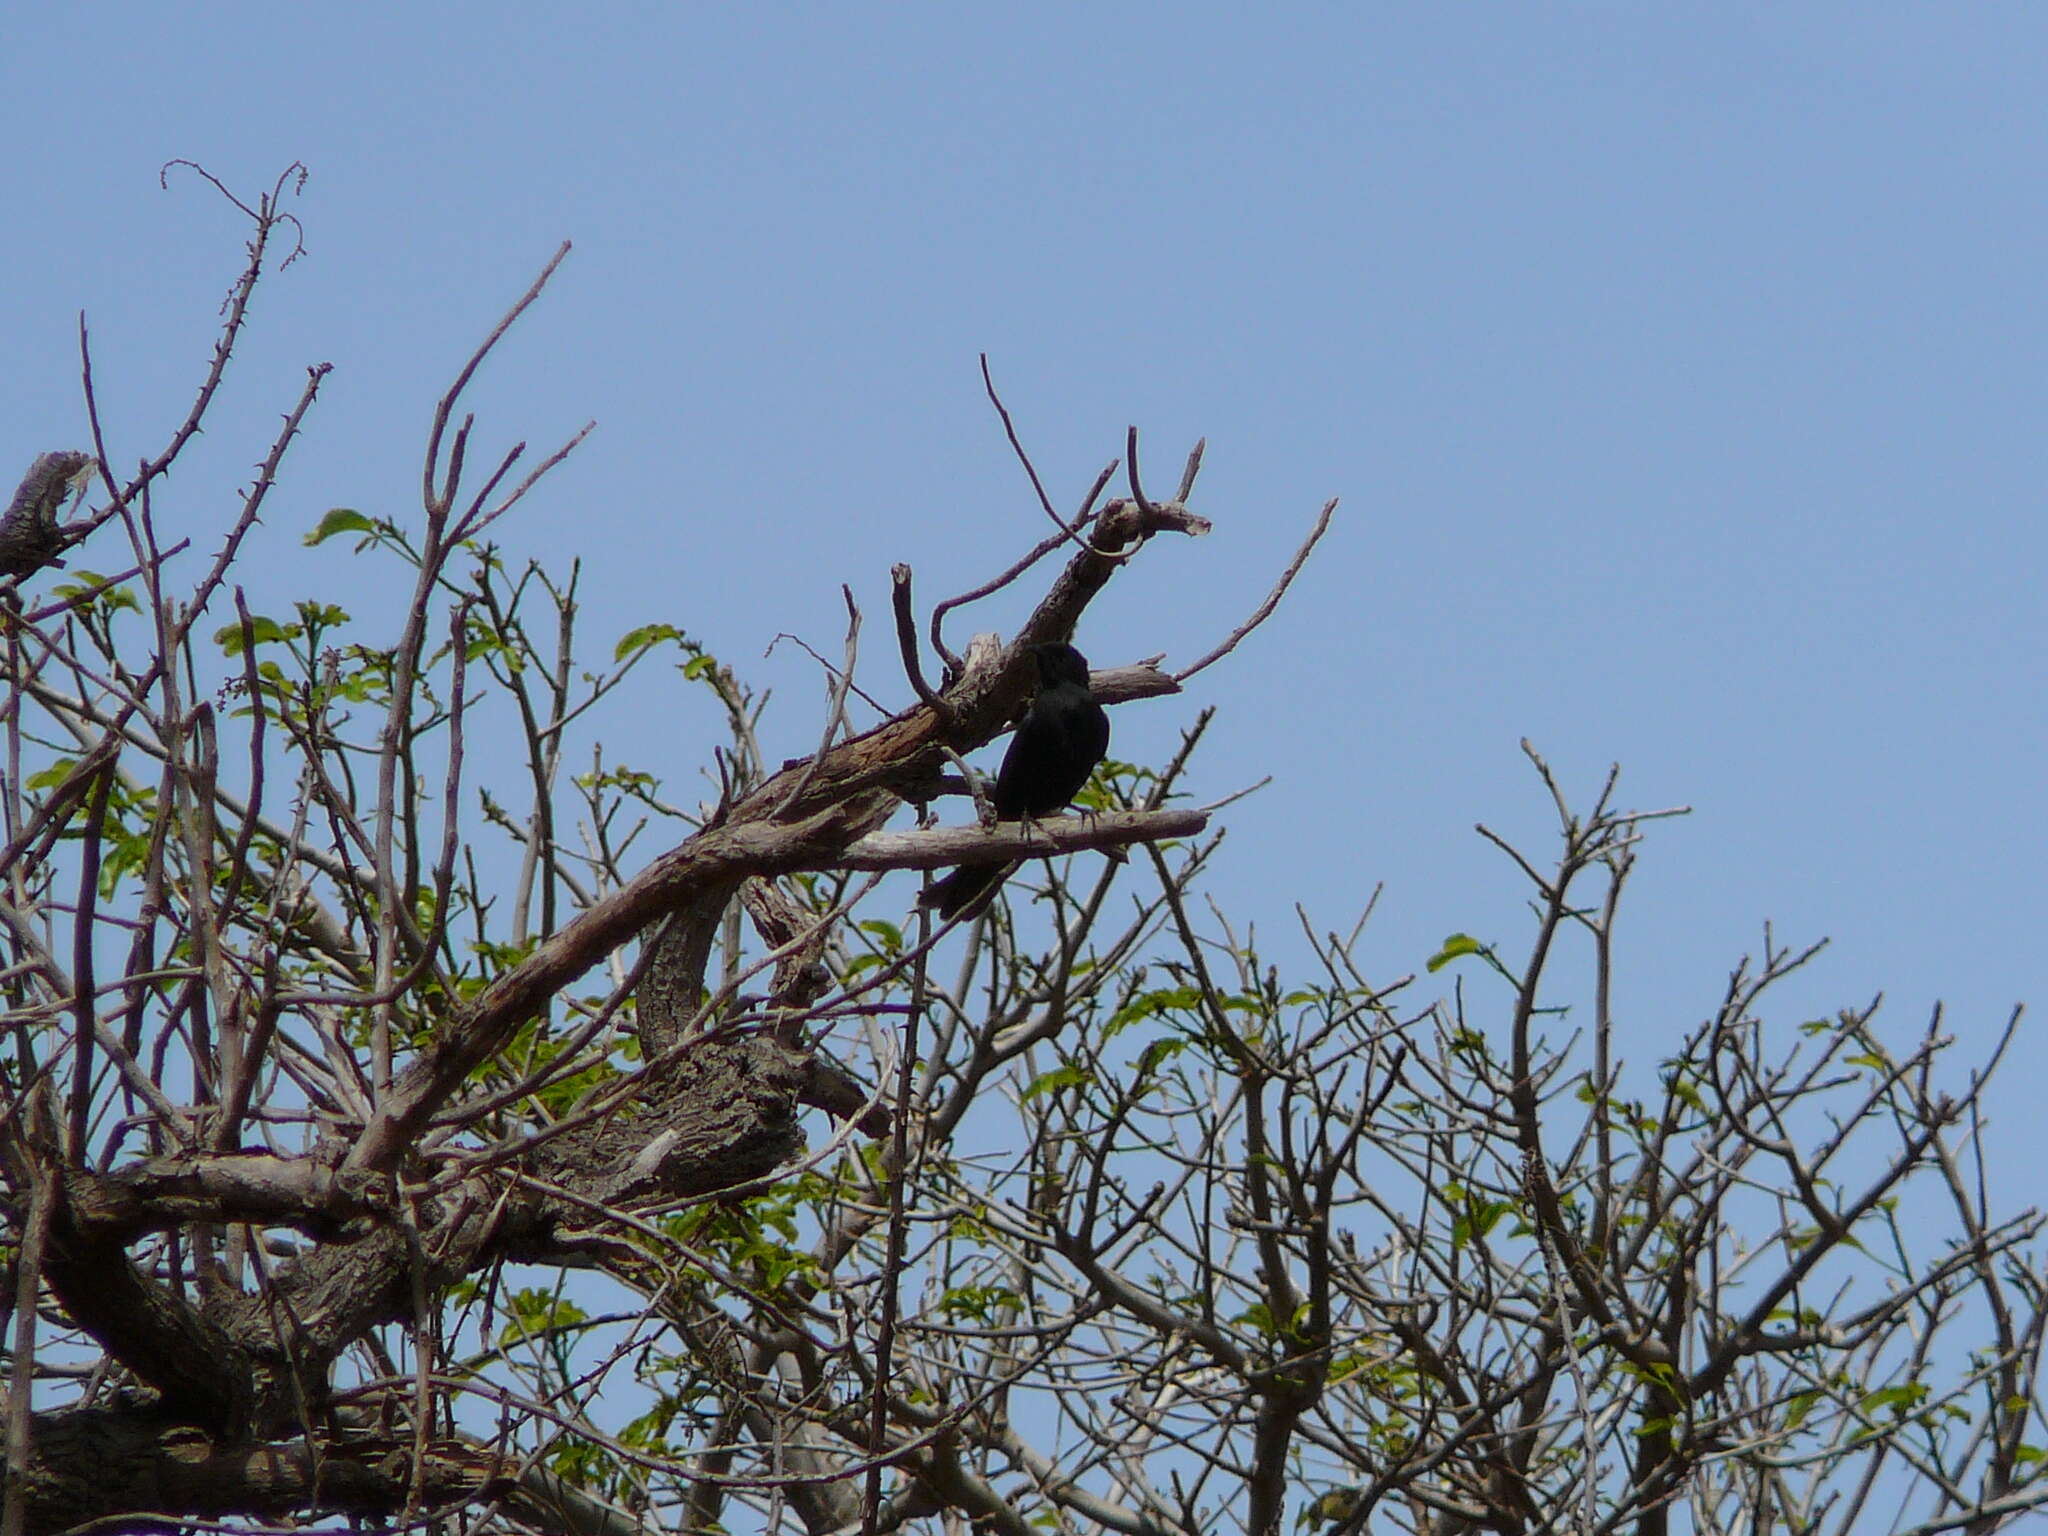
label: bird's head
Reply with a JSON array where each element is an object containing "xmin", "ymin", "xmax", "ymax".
[{"xmin": 1032, "ymin": 642, "xmax": 1092, "ymax": 690}]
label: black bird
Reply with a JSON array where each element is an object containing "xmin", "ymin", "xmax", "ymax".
[{"xmin": 922, "ymin": 641, "xmax": 1111, "ymax": 919}]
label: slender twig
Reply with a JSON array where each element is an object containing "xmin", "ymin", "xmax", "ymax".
[
  {"xmin": 979, "ymin": 359, "xmax": 1122, "ymax": 558},
  {"xmin": 930, "ymin": 458, "xmax": 1120, "ymax": 668},
  {"xmin": 66, "ymin": 757, "xmax": 116, "ymax": 1160},
  {"xmin": 891, "ymin": 563, "xmax": 949, "ymax": 723},
  {"xmin": 980, "ymin": 355, "xmax": 1063, "ymax": 533},
  {"xmin": 424, "ymin": 242, "xmax": 572, "ymax": 513},
  {"xmin": 0, "ymin": 1157, "xmax": 55, "ymax": 1536},
  {"xmin": 862, "ymin": 895, "xmax": 933, "ymax": 1535},
  {"xmin": 775, "ymin": 586, "xmax": 864, "ymax": 815},
  {"xmin": 1175, "ymin": 497, "xmax": 1338, "ymax": 683}
]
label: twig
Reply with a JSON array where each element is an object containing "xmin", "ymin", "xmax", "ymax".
[
  {"xmin": 23, "ymin": 540, "xmax": 192, "ymax": 624},
  {"xmin": 930, "ymin": 457, "xmax": 1121, "ymax": 669},
  {"xmin": 160, "ymin": 160, "xmax": 309, "ymax": 260},
  {"xmin": 980, "ymin": 355, "xmax": 1061, "ymax": 533},
  {"xmin": 765, "ymin": 630, "xmax": 891, "ymax": 718},
  {"xmin": 77, "ymin": 164, "xmax": 311, "ymax": 550},
  {"xmin": 66, "ymin": 757, "xmax": 116, "ymax": 1161},
  {"xmin": 452, "ymin": 421, "xmax": 595, "ymax": 546},
  {"xmin": 1175, "ymin": 497, "xmax": 1338, "ymax": 683},
  {"xmin": 1125, "ymin": 426, "xmax": 1155, "ymax": 517},
  {"xmin": 775, "ymin": 586, "xmax": 864, "ymax": 815},
  {"xmin": 0, "ymin": 1157, "xmax": 55, "ymax": 1536},
  {"xmin": 980, "ymin": 358, "xmax": 1120, "ymax": 564},
  {"xmin": 891, "ymin": 564, "xmax": 948, "ymax": 723},
  {"xmin": 425, "ymin": 242, "xmax": 572, "ymax": 513},
  {"xmin": 862, "ymin": 890, "xmax": 933, "ymax": 1535}
]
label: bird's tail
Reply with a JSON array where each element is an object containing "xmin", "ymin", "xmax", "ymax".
[{"xmin": 919, "ymin": 860, "xmax": 1014, "ymax": 920}]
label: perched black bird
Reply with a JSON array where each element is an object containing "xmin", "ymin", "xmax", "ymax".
[{"xmin": 922, "ymin": 641, "xmax": 1111, "ymax": 919}]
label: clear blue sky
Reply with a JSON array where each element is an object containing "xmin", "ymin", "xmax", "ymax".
[{"xmin": 6, "ymin": 7, "xmax": 2044, "ymax": 1117}]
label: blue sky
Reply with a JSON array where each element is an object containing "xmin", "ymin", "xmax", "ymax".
[{"xmin": 5, "ymin": 7, "xmax": 2044, "ymax": 1117}]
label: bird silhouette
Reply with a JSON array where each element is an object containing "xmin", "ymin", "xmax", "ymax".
[{"xmin": 922, "ymin": 641, "xmax": 1110, "ymax": 919}]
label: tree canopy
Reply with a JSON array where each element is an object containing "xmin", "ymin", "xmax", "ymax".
[{"xmin": 3, "ymin": 169, "xmax": 2043, "ymax": 1536}]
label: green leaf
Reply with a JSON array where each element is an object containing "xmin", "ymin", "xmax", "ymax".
[
  {"xmin": 1137, "ymin": 1037, "xmax": 1187, "ymax": 1075},
  {"xmin": 938, "ymin": 1283, "xmax": 1022, "ymax": 1323},
  {"xmin": 1428, "ymin": 933, "xmax": 1484, "ymax": 972},
  {"xmin": 1020, "ymin": 1063, "xmax": 1089, "ymax": 1102},
  {"xmin": 1235, "ymin": 1300, "xmax": 1278, "ymax": 1335},
  {"xmin": 1450, "ymin": 1196, "xmax": 1513, "ymax": 1250},
  {"xmin": 1858, "ymin": 1381, "xmax": 1928, "ymax": 1416},
  {"xmin": 1305, "ymin": 1488, "xmax": 1364, "ymax": 1526},
  {"xmin": 859, "ymin": 918, "xmax": 904, "ymax": 954},
  {"xmin": 214, "ymin": 615, "xmax": 289, "ymax": 655},
  {"xmin": 1106, "ymin": 985, "xmax": 1202, "ymax": 1036},
  {"xmin": 25, "ymin": 758, "xmax": 80, "ymax": 793},
  {"xmin": 51, "ymin": 571, "xmax": 140, "ymax": 614},
  {"xmin": 614, "ymin": 622, "xmax": 682, "ymax": 663},
  {"xmin": 1325, "ymin": 1352, "xmax": 1371, "ymax": 1386},
  {"xmin": 303, "ymin": 507, "xmax": 378, "ymax": 546}
]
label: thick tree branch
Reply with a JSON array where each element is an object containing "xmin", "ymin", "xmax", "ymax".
[
  {"xmin": 345, "ymin": 501, "xmax": 1209, "ymax": 1173},
  {"xmin": 841, "ymin": 808, "xmax": 1204, "ymax": 871},
  {"xmin": 13, "ymin": 1405, "xmax": 523, "ymax": 1536},
  {"xmin": 38, "ymin": 1221, "xmax": 256, "ymax": 1432}
]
